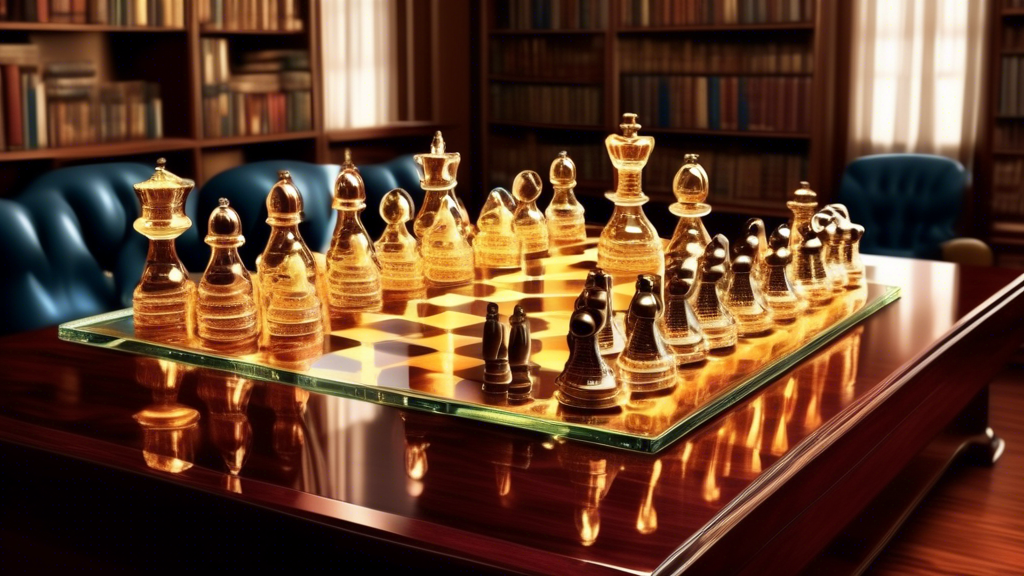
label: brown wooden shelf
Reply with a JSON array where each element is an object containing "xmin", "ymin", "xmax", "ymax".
[
  {"xmin": 489, "ymin": 75, "xmax": 604, "ymax": 85},
  {"xmin": 620, "ymin": 71, "xmax": 814, "ymax": 77},
  {"xmin": 199, "ymin": 27, "xmax": 305, "ymax": 36},
  {"xmin": 0, "ymin": 138, "xmax": 197, "ymax": 162},
  {"xmin": 994, "ymin": 149, "xmax": 1024, "ymax": 156},
  {"xmin": 199, "ymin": 131, "xmax": 319, "ymax": 148},
  {"xmin": 489, "ymin": 121, "xmax": 607, "ymax": 131},
  {"xmin": 617, "ymin": 22, "xmax": 814, "ymax": 33},
  {"xmin": 1003, "ymin": 8, "xmax": 1024, "ymax": 16},
  {"xmin": 641, "ymin": 126, "xmax": 812, "ymax": 139},
  {"xmin": 0, "ymin": 22, "xmax": 185, "ymax": 32},
  {"xmin": 490, "ymin": 28, "xmax": 606, "ymax": 35},
  {"xmin": 326, "ymin": 122, "xmax": 445, "ymax": 142},
  {"xmin": 1002, "ymin": 49, "xmax": 1024, "ymax": 54}
]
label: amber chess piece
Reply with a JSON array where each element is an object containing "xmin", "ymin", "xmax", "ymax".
[
  {"xmin": 545, "ymin": 151, "xmax": 587, "ymax": 247},
  {"xmin": 666, "ymin": 154, "xmax": 712, "ymax": 279},
  {"xmin": 374, "ymin": 188, "xmax": 426, "ymax": 298},
  {"xmin": 197, "ymin": 370, "xmax": 253, "ymax": 490},
  {"xmin": 422, "ymin": 194, "xmax": 475, "ymax": 286},
  {"xmin": 791, "ymin": 221, "xmax": 833, "ymax": 308},
  {"xmin": 256, "ymin": 171, "xmax": 327, "ymax": 368},
  {"xmin": 474, "ymin": 188, "xmax": 522, "ymax": 269},
  {"xmin": 745, "ymin": 218, "xmax": 769, "ymax": 289},
  {"xmin": 723, "ymin": 232, "xmax": 773, "ymax": 337},
  {"xmin": 482, "ymin": 302, "xmax": 512, "ymax": 393},
  {"xmin": 508, "ymin": 305, "xmax": 533, "ymax": 400},
  {"xmin": 582, "ymin": 269, "xmax": 625, "ymax": 356},
  {"xmin": 688, "ymin": 235, "xmax": 737, "ymax": 350},
  {"xmin": 617, "ymin": 278, "xmax": 677, "ymax": 393},
  {"xmin": 761, "ymin": 224, "xmax": 805, "ymax": 323},
  {"xmin": 786, "ymin": 181, "xmax": 832, "ymax": 289},
  {"xmin": 814, "ymin": 207, "xmax": 848, "ymax": 293},
  {"xmin": 326, "ymin": 149, "xmax": 383, "ymax": 314},
  {"xmin": 662, "ymin": 255, "xmax": 707, "ymax": 365},
  {"xmin": 598, "ymin": 113, "xmax": 664, "ymax": 279},
  {"xmin": 825, "ymin": 203, "xmax": 866, "ymax": 288},
  {"xmin": 625, "ymin": 274, "xmax": 661, "ymax": 337},
  {"xmin": 512, "ymin": 170, "xmax": 550, "ymax": 258},
  {"xmin": 555, "ymin": 305, "xmax": 622, "ymax": 410},
  {"xmin": 132, "ymin": 158, "xmax": 197, "ymax": 345},
  {"xmin": 197, "ymin": 199, "xmax": 259, "ymax": 355},
  {"xmin": 413, "ymin": 131, "xmax": 463, "ymax": 239}
]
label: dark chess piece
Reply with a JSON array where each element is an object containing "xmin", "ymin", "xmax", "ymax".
[
  {"xmin": 625, "ymin": 274, "xmax": 662, "ymax": 337},
  {"xmin": 482, "ymin": 302, "xmax": 512, "ymax": 394},
  {"xmin": 617, "ymin": 278, "xmax": 677, "ymax": 393},
  {"xmin": 745, "ymin": 218, "xmax": 768, "ymax": 289},
  {"xmin": 555, "ymin": 307, "xmax": 621, "ymax": 410},
  {"xmin": 508, "ymin": 305, "xmax": 533, "ymax": 400},
  {"xmin": 584, "ymin": 269, "xmax": 625, "ymax": 356},
  {"xmin": 688, "ymin": 234, "xmax": 737, "ymax": 350},
  {"xmin": 723, "ymin": 231, "xmax": 773, "ymax": 337},
  {"xmin": 761, "ymin": 223, "xmax": 805, "ymax": 323},
  {"xmin": 662, "ymin": 255, "xmax": 707, "ymax": 365}
]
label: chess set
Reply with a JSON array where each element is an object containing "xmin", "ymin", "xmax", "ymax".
[{"xmin": 60, "ymin": 113, "xmax": 900, "ymax": 452}]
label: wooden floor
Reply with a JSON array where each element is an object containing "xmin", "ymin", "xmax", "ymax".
[{"xmin": 867, "ymin": 366, "xmax": 1024, "ymax": 576}]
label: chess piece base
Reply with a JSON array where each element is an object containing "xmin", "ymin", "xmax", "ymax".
[
  {"xmin": 732, "ymin": 307, "xmax": 774, "ymax": 338},
  {"xmin": 554, "ymin": 387, "xmax": 622, "ymax": 410},
  {"xmin": 665, "ymin": 334, "xmax": 708, "ymax": 365},
  {"xmin": 703, "ymin": 323, "xmax": 738, "ymax": 350}
]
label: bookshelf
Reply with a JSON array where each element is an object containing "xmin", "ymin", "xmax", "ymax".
[{"xmin": 478, "ymin": 0, "xmax": 842, "ymax": 224}]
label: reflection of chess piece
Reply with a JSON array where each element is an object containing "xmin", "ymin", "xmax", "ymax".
[
  {"xmin": 512, "ymin": 170, "xmax": 550, "ymax": 258},
  {"xmin": 197, "ymin": 199, "xmax": 259, "ymax": 354},
  {"xmin": 791, "ymin": 222, "xmax": 833, "ymax": 308},
  {"xmin": 413, "ymin": 131, "xmax": 462, "ymax": 238},
  {"xmin": 422, "ymin": 194, "xmax": 474, "ymax": 286},
  {"xmin": 745, "ymin": 218, "xmax": 769, "ymax": 289},
  {"xmin": 265, "ymin": 383, "xmax": 310, "ymax": 463},
  {"xmin": 197, "ymin": 370, "xmax": 253, "ymax": 484},
  {"xmin": 132, "ymin": 158, "xmax": 197, "ymax": 345},
  {"xmin": 474, "ymin": 188, "xmax": 522, "ymax": 269},
  {"xmin": 135, "ymin": 357, "xmax": 186, "ymax": 404},
  {"xmin": 636, "ymin": 458, "xmax": 662, "ymax": 535},
  {"xmin": 482, "ymin": 302, "xmax": 512, "ymax": 393},
  {"xmin": 133, "ymin": 403, "xmax": 200, "ymax": 473},
  {"xmin": 723, "ymin": 233, "xmax": 773, "ymax": 337},
  {"xmin": 583, "ymin": 269, "xmax": 625, "ymax": 356},
  {"xmin": 688, "ymin": 235, "xmax": 737, "ymax": 349},
  {"xmin": 618, "ymin": 278, "xmax": 677, "ymax": 393},
  {"xmin": 326, "ymin": 149, "xmax": 383, "ymax": 313},
  {"xmin": 598, "ymin": 113, "xmax": 664, "ymax": 279},
  {"xmin": 555, "ymin": 305, "xmax": 622, "ymax": 410},
  {"xmin": 761, "ymin": 224, "xmax": 805, "ymax": 323},
  {"xmin": 507, "ymin": 305, "xmax": 533, "ymax": 400},
  {"xmin": 256, "ymin": 171, "xmax": 326, "ymax": 368},
  {"xmin": 374, "ymin": 188, "xmax": 425, "ymax": 298},
  {"xmin": 557, "ymin": 442, "xmax": 621, "ymax": 548},
  {"xmin": 546, "ymin": 151, "xmax": 587, "ymax": 247},
  {"xmin": 666, "ymin": 154, "xmax": 712, "ymax": 281},
  {"xmin": 662, "ymin": 255, "xmax": 707, "ymax": 364}
]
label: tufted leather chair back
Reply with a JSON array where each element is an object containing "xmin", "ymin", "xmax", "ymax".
[{"xmin": 837, "ymin": 154, "xmax": 966, "ymax": 260}]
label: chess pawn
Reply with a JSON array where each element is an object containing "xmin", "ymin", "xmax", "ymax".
[
  {"xmin": 546, "ymin": 151, "xmax": 587, "ymax": 247},
  {"xmin": 257, "ymin": 171, "xmax": 327, "ymax": 368},
  {"xmin": 745, "ymin": 218, "xmax": 769, "ymax": 289},
  {"xmin": 326, "ymin": 150, "xmax": 383, "ymax": 313},
  {"xmin": 787, "ymin": 181, "xmax": 832, "ymax": 289},
  {"xmin": 413, "ymin": 131, "xmax": 462, "ymax": 238},
  {"xmin": 374, "ymin": 188, "xmax": 426, "ymax": 298},
  {"xmin": 598, "ymin": 113, "xmax": 664, "ymax": 279},
  {"xmin": 482, "ymin": 302, "xmax": 512, "ymax": 393},
  {"xmin": 760, "ymin": 224, "xmax": 805, "ymax": 323},
  {"xmin": 791, "ymin": 222, "xmax": 833, "ymax": 308},
  {"xmin": 554, "ymin": 307, "xmax": 622, "ymax": 410},
  {"xmin": 197, "ymin": 199, "xmax": 259, "ymax": 354},
  {"xmin": 474, "ymin": 188, "xmax": 522, "ymax": 269},
  {"xmin": 722, "ymin": 233, "xmax": 773, "ymax": 337},
  {"xmin": 814, "ymin": 208, "xmax": 849, "ymax": 293},
  {"xmin": 688, "ymin": 235, "xmax": 737, "ymax": 350},
  {"xmin": 662, "ymin": 255, "xmax": 707, "ymax": 365},
  {"xmin": 617, "ymin": 279, "xmax": 677, "ymax": 393},
  {"xmin": 625, "ymin": 274, "xmax": 661, "ymax": 337},
  {"xmin": 132, "ymin": 158, "xmax": 197, "ymax": 345},
  {"xmin": 826, "ymin": 203, "xmax": 866, "ymax": 288},
  {"xmin": 422, "ymin": 194, "xmax": 475, "ymax": 286},
  {"xmin": 508, "ymin": 305, "xmax": 533, "ymax": 400},
  {"xmin": 584, "ymin": 268, "xmax": 625, "ymax": 356},
  {"xmin": 512, "ymin": 170, "xmax": 550, "ymax": 258},
  {"xmin": 666, "ymin": 154, "xmax": 712, "ymax": 276}
]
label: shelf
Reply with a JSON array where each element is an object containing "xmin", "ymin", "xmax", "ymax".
[
  {"xmin": 1003, "ymin": 49, "xmax": 1024, "ymax": 55},
  {"xmin": 0, "ymin": 138, "xmax": 196, "ymax": 162},
  {"xmin": 617, "ymin": 22, "xmax": 815, "ymax": 33},
  {"xmin": 489, "ymin": 121, "xmax": 607, "ymax": 131},
  {"xmin": 489, "ymin": 75, "xmax": 604, "ymax": 85},
  {"xmin": 996, "ymin": 116, "xmax": 1024, "ymax": 120},
  {"xmin": 1003, "ymin": 8, "xmax": 1024, "ymax": 16},
  {"xmin": 994, "ymin": 149, "xmax": 1024, "ymax": 156},
  {"xmin": 200, "ymin": 27, "xmax": 305, "ymax": 36},
  {"xmin": 641, "ymin": 127, "xmax": 812, "ymax": 139},
  {"xmin": 620, "ymin": 71, "xmax": 814, "ymax": 77},
  {"xmin": 490, "ymin": 28, "xmax": 606, "ymax": 35},
  {"xmin": 326, "ymin": 122, "xmax": 446, "ymax": 142},
  {"xmin": 0, "ymin": 22, "xmax": 185, "ymax": 32},
  {"xmin": 199, "ymin": 131, "xmax": 319, "ymax": 148}
]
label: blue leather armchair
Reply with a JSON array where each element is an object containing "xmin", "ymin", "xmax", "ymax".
[
  {"xmin": 836, "ymin": 154, "xmax": 967, "ymax": 260},
  {"xmin": 1, "ymin": 155, "xmax": 421, "ymax": 335}
]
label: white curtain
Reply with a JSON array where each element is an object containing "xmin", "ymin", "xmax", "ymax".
[
  {"xmin": 847, "ymin": 0, "xmax": 988, "ymax": 167},
  {"xmin": 321, "ymin": 0, "xmax": 400, "ymax": 129}
]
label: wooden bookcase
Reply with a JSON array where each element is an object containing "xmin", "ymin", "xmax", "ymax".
[{"xmin": 478, "ymin": 0, "xmax": 842, "ymax": 226}]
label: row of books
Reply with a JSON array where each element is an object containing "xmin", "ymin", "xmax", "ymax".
[
  {"xmin": 198, "ymin": 0, "xmax": 303, "ymax": 32},
  {"xmin": 646, "ymin": 147, "xmax": 807, "ymax": 204},
  {"xmin": 1003, "ymin": 25, "xmax": 1024, "ymax": 51},
  {"xmin": 200, "ymin": 39, "xmax": 312, "ymax": 138},
  {"xmin": 619, "ymin": 38, "xmax": 813, "ymax": 74},
  {"xmin": 999, "ymin": 56, "xmax": 1024, "ymax": 117},
  {"xmin": 995, "ymin": 123, "xmax": 1024, "ymax": 150},
  {"xmin": 621, "ymin": 74, "xmax": 811, "ymax": 133},
  {"xmin": 490, "ymin": 83, "xmax": 602, "ymax": 127},
  {"xmin": 992, "ymin": 159, "xmax": 1024, "ymax": 217},
  {"xmin": 489, "ymin": 37, "xmax": 604, "ymax": 80},
  {"xmin": 0, "ymin": 0, "xmax": 185, "ymax": 26},
  {"xmin": 620, "ymin": 0, "xmax": 814, "ymax": 27},
  {"xmin": 488, "ymin": 138, "xmax": 611, "ymax": 188},
  {"xmin": 493, "ymin": 0, "xmax": 608, "ymax": 30}
]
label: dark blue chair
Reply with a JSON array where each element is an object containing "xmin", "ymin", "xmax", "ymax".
[{"xmin": 836, "ymin": 154, "xmax": 968, "ymax": 260}]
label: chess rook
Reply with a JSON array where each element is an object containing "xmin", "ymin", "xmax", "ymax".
[
  {"xmin": 546, "ymin": 151, "xmax": 587, "ymax": 247},
  {"xmin": 475, "ymin": 188, "xmax": 522, "ymax": 269},
  {"xmin": 761, "ymin": 223, "xmax": 805, "ymax": 323},
  {"xmin": 482, "ymin": 302, "xmax": 512, "ymax": 394},
  {"xmin": 326, "ymin": 149, "xmax": 383, "ymax": 314},
  {"xmin": 513, "ymin": 170, "xmax": 550, "ymax": 258},
  {"xmin": 662, "ymin": 254, "xmax": 707, "ymax": 365},
  {"xmin": 197, "ymin": 199, "xmax": 259, "ymax": 354},
  {"xmin": 688, "ymin": 235, "xmax": 737, "ymax": 349},
  {"xmin": 132, "ymin": 158, "xmax": 197, "ymax": 345},
  {"xmin": 413, "ymin": 131, "xmax": 462, "ymax": 239},
  {"xmin": 422, "ymin": 194, "xmax": 475, "ymax": 286},
  {"xmin": 598, "ymin": 113, "xmax": 664, "ymax": 279},
  {"xmin": 507, "ymin": 305, "xmax": 533, "ymax": 400},
  {"xmin": 617, "ymin": 277, "xmax": 677, "ymax": 393},
  {"xmin": 375, "ymin": 188, "xmax": 426, "ymax": 298}
]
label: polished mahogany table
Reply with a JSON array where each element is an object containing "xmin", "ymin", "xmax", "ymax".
[{"xmin": 1, "ymin": 255, "xmax": 1023, "ymax": 574}]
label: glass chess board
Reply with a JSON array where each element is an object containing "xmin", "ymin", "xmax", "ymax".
[{"xmin": 59, "ymin": 243, "xmax": 900, "ymax": 453}]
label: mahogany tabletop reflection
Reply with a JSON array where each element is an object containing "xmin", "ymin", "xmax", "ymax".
[{"xmin": 1, "ymin": 255, "xmax": 1023, "ymax": 575}]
